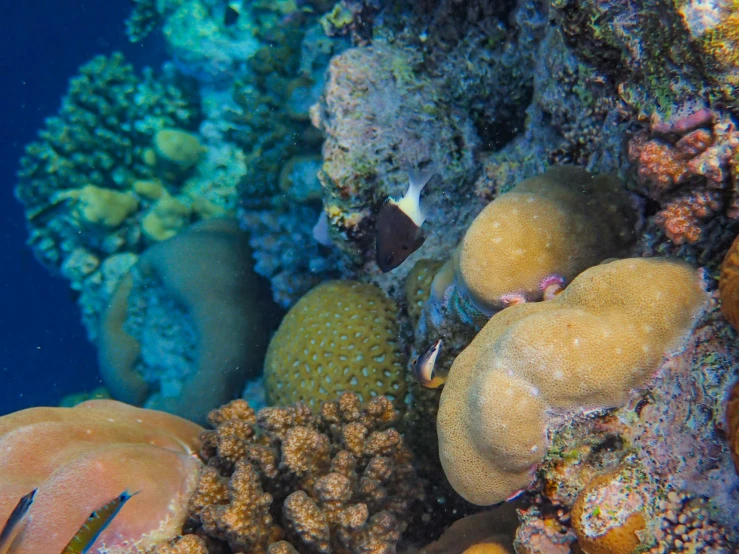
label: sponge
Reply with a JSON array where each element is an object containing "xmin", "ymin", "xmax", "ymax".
[{"xmin": 437, "ymin": 258, "xmax": 706, "ymax": 505}]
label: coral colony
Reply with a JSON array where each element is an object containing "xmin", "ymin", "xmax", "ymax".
[{"xmin": 4, "ymin": 0, "xmax": 739, "ymax": 553}]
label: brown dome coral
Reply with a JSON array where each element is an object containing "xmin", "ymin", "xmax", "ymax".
[
  {"xmin": 453, "ymin": 165, "xmax": 637, "ymax": 313},
  {"xmin": 179, "ymin": 392, "xmax": 423, "ymax": 553},
  {"xmin": 264, "ymin": 281, "xmax": 407, "ymax": 408},
  {"xmin": 0, "ymin": 400, "xmax": 202, "ymax": 554},
  {"xmin": 437, "ymin": 258, "xmax": 707, "ymax": 505}
]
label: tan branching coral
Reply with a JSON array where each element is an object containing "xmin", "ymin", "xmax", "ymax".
[{"xmin": 187, "ymin": 393, "xmax": 423, "ymax": 553}]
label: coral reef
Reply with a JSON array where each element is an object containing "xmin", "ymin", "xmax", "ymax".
[
  {"xmin": 311, "ymin": 41, "xmax": 482, "ymax": 275},
  {"xmin": 98, "ymin": 219, "xmax": 275, "ymax": 424},
  {"xmin": 240, "ymin": 204, "xmax": 340, "ymax": 309},
  {"xmin": 179, "ymin": 392, "xmax": 423, "ymax": 553},
  {"xmin": 405, "ymin": 258, "xmax": 445, "ymax": 325},
  {"xmin": 628, "ymin": 111, "xmax": 739, "ymax": 244},
  {"xmin": 264, "ymin": 281, "xmax": 407, "ymax": 409},
  {"xmin": 727, "ymin": 379, "xmax": 739, "ymax": 475},
  {"xmin": 0, "ymin": 400, "xmax": 203, "ymax": 553},
  {"xmin": 720, "ymin": 234, "xmax": 739, "ymax": 331},
  {"xmin": 15, "ymin": 53, "xmax": 201, "ymax": 288},
  {"xmin": 451, "ymin": 165, "xmax": 637, "ymax": 315},
  {"xmin": 438, "ymin": 258, "xmax": 707, "ymax": 505}
]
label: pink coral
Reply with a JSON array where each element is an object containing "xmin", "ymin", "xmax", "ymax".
[
  {"xmin": 0, "ymin": 400, "xmax": 202, "ymax": 554},
  {"xmin": 628, "ymin": 111, "xmax": 739, "ymax": 244}
]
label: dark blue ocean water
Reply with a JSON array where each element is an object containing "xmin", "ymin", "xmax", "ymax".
[{"xmin": 0, "ymin": 2, "xmax": 166, "ymax": 415}]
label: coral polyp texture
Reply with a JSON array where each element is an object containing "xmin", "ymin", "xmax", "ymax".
[
  {"xmin": 15, "ymin": 53, "xmax": 201, "ymax": 286},
  {"xmin": 453, "ymin": 165, "xmax": 637, "ymax": 314},
  {"xmin": 98, "ymin": 219, "xmax": 274, "ymax": 424},
  {"xmin": 264, "ymin": 280, "xmax": 406, "ymax": 409},
  {"xmin": 174, "ymin": 392, "xmax": 423, "ymax": 553},
  {"xmin": 437, "ymin": 257, "xmax": 707, "ymax": 506},
  {"xmin": 0, "ymin": 400, "xmax": 202, "ymax": 554},
  {"xmin": 720, "ymin": 234, "xmax": 739, "ymax": 331}
]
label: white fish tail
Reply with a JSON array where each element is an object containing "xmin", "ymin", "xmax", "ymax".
[{"xmin": 397, "ymin": 166, "xmax": 436, "ymax": 227}]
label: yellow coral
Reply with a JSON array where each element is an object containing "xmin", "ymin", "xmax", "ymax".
[
  {"xmin": 56, "ymin": 185, "xmax": 139, "ymax": 227},
  {"xmin": 699, "ymin": 1, "xmax": 739, "ymax": 85},
  {"xmin": 264, "ymin": 281, "xmax": 407, "ymax": 408},
  {"xmin": 571, "ymin": 471, "xmax": 646, "ymax": 554},
  {"xmin": 405, "ymin": 258, "xmax": 445, "ymax": 324},
  {"xmin": 437, "ymin": 258, "xmax": 706, "ymax": 505},
  {"xmin": 455, "ymin": 166, "xmax": 636, "ymax": 313},
  {"xmin": 142, "ymin": 194, "xmax": 192, "ymax": 242},
  {"xmin": 152, "ymin": 128, "xmax": 206, "ymax": 171}
]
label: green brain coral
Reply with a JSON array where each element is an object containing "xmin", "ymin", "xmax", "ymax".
[{"xmin": 264, "ymin": 280, "xmax": 407, "ymax": 408}]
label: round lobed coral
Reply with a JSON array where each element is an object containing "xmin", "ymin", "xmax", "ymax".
[
  {"xmin": 405, "ymin": 258, "xmax": 445, "ymax": 325},
  {"xmin": 454, "ymin": 165, "xmax": 638, "ymax": 314},
  {"xmin": 437, "ymin": 257, "xmax": 707, "ymax": 505},
  {"xmin": 264, "ymin": 280, "xmax": 407, "ymax": 409},
  {"xmin": 98, "ymin": 219, "xmax": 274, "ymax": 424},
  {"xmin": 182, "ymin": 392, "xmax": 423, "ymax": 553},
  {"xmin": 0, "ymin": 400, "xmax": 203, "ymax": 554}
]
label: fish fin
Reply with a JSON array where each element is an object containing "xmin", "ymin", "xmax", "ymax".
[
  {"xmin": 0, "ymin": 488, "xmax": 37, "ymax": 554},
  {"xmin": 407, "ymin": 165, "xmax": 437, "ymax": 194},
  {"xmin": 399, "ymin": 166, "xmax": 436, "ymax": 227}
]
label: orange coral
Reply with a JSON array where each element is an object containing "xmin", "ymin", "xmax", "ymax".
[
  {"xmin": 188, "ymin": 393, "xmax": 423, "ymax": 553},
  {"xmin": 720, "ymin": 234, "xmax": 739, "ymax": 331},
  {"xmin": 628, "ymin": 113, "xmax": 739, "ymax": 244},
  {"xmin": 570, "ymin": 472, "xmax": 646, "ymax": 554},
  {"xmin": 0, "ymin": 399, "xmax": 203, "ymax": 554}
]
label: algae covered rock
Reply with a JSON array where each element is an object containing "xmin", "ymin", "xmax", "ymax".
[{"xmin": 264, "ymin": 280, "xmax": 407, "ymax": 409}]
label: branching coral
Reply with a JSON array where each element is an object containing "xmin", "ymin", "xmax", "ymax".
[
  {"xmin": 437, "ymin": 258, "xmax": 706, "ymax": 505},
  {"xmin": 264, "ymin": 280, "xmax": 407, "ymax": 409},
  {"xmin": 125, "ymin": 0, "xmax": 162, "ymax": 42},
  {"xmin": 182, "ymin": 392, "xmax": 423, "ymax": 553},
  {"xmin": 15, "ymin": 53, "xmax": 200, "ymax": 284},
  {"xmin": 0, "ymin": 400, "xmax": 202, "ymax": 554},
  {"xmin": 628, "ymin": 111, "xmax": 739, "ymax": 244},
  {"xmin": 98, "ymin": 219, "xmax": 275, "ymax": 424}
]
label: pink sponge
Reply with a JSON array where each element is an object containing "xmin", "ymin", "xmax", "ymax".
[{"xmin": 0, "ymin": 400, "xmax": 202, "ymax": 553}]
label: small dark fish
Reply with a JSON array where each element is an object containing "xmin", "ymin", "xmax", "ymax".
[
  {"xmin": 0, "ymin": 488, "xmax": 37, "ymax": 554},
  {"xmin": 61, "ymin": 490, "xmax": 139, "ymax": 554},
  {"xmin": 224, "ymin": 3, "xmax": 240, "ymax": 27},
  {"xmin": 376, "ymin": 169, "xmax": 435, "ymax": 272},
  {"xmin": 413, "ymin": 338, "xmax": 445, "ymax": 389}
]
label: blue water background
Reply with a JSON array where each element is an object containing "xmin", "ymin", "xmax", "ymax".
[{"xmin": 0, "ymin": 2, "xmax": 166, "ymax": 414}]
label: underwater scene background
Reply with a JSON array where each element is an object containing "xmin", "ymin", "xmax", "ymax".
[{"xmin": 1, "ymin": 0, "xmax": 739, "ymax": 553}]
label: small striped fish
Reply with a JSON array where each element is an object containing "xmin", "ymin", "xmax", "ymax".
[
  {"xmin": 0, "ymin": 488, "xmax": 37, "ymax": 554},
  {"xmin": 61, "ymin": 490, "xmax": 139, "ymax": 554}
]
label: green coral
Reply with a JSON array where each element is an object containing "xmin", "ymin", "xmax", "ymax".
[
  {"xmin": 15, "ymin": 53, "xmax": 200, "ymax": 284},
  {"xmin": 264, "ymin": 280, "xmax": 408, "ymax": 409},
  {"xmin": 125, "ymin": 0, "xmax": 162, "ymax": 42}
]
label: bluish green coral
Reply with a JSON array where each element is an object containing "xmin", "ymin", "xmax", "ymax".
[{"xmin": 15, "ymin": 52, "xmax": 201, "ymax": 282}]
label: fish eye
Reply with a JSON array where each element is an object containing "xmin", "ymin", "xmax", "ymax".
[{"xmin": 401, "ymin": 244, "xmax": 409, "ymax": 250}]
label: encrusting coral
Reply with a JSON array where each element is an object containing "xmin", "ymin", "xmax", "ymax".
[
  {"xmin": 452, "ymin": 165, "xmax": 638, "ymax": 315},
  {"xmin": 570, "ymin": 469, "xmax": 646, "ymax": 554},
  {"xmin": 437, "ymin": 257, "xmax": 707, "ymax": 506},
  {"xmin": 98, "ymin": 219, "xmax": 274, "ymax": 424},
  {"xmin": 0, "ymin": 399, "xmax": 203, "ymax": 554},
  {"xmin": 264, "ymin": 280, "xmax": 407, "ymax": 409},
  {"xmin": 170, "ymin": 392, "xmax": 423, "ymax": 553}
]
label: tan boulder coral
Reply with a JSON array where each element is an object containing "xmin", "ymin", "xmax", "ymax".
[
  {"xmin": 452, "ymin": 165, "xmax": 637, "ymax": 314},
  {"xmin": 264, "ymin": 280, "xmax": 407, "ymax": 409},
  {"xmin": 437, "ymin": 258, "xmax": 707, "ymax": 505},
  {"xmin": 0, "ymin": 399, "xmax": 202, "ymax": 554}
]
